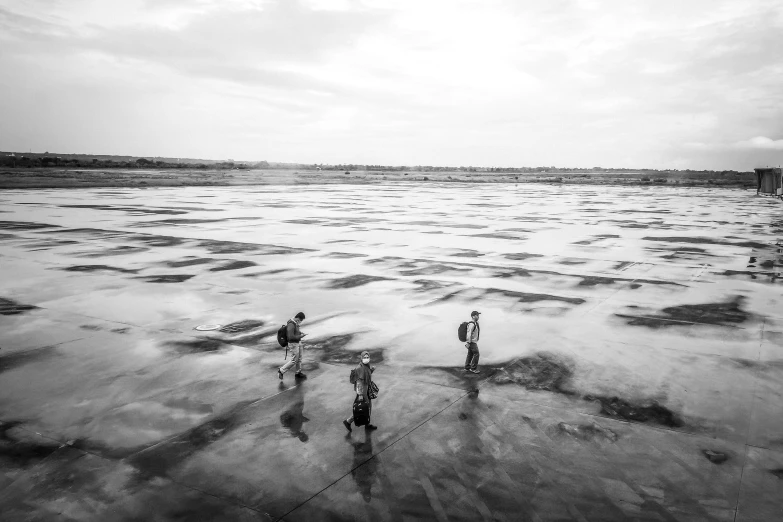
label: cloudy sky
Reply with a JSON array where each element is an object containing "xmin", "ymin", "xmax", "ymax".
[{"xmin": 1, "ymin": 0, "xmax": 782, "ymax": 170}]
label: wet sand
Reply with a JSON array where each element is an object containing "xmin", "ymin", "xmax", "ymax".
[{"xmin": 0, "ymin": 183, "xmax": 781, "ymax": 520}]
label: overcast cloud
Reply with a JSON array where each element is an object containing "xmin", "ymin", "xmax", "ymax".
[{"xmin": 1, "ymin": 0, "xmax": 781, "ymax": 169}]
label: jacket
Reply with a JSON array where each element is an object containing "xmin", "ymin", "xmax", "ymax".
[
  {"xmin": 354, "ymin": 362, "xmax": 374, "ymax": 401},
  {"xmin": 465, "ymin": 321, "xmax": 480, "ymax": 343},
  {"xmin": 286, "ymin": 319, "xmax": 303, "ymax": 343}
]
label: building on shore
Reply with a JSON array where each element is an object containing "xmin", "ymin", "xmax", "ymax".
[{"xmin": 754, "ymin": 167, "xmax": 782, "ymax": 197}]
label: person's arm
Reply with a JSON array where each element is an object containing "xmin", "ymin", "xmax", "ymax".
[{"xmin": 465, "ymin": 322, "xmax": 474, "ymax": 346}]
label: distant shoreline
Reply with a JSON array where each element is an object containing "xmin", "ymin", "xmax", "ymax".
[{"xmin": 0, "ymin": 167, "xmax": 756, "ymax": 190}]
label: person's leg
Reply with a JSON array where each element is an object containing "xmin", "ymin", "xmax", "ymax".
[
  {"xmin": 294, "ymin": 343, "xmax": 303, "ymax": 374},
  {"xmin": 280, "ymin": 343, "xmax": 299, "ymax": 375},
  {"xmin": 465, "ymin": 346, "xmax": 472, "ymax": 370},
  {"xmin": 471, "ymin": 343, "xmax": 480, "ymax": 370}
]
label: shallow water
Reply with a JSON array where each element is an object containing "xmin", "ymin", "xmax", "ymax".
[{"xmin": 1, "ymin": 183, "xmax": 782, "ymax": 520}]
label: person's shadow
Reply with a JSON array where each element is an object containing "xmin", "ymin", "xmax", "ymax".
[
  {"xmin": 279, "ymin": 385, "xmax": 309, "ymax": 442},
  {"xmin": 350, "ymin": 431, "xmax": 378, "ymax": 502}
]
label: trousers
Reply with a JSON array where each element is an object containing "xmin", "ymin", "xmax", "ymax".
[
  {"xmin": 465, "ymin": 342, "xmax": 479, "ymax": 370},
  {"xmin": 280, "ymin": 342, "xmax": 302, "ymax": 374}
]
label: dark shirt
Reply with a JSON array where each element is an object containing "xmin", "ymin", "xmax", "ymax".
[{"xmin": 286, "ymin": 319, "xmax": 303, "ymax": 343}]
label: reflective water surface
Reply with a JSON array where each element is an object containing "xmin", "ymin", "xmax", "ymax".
[{"xmin": 1, "ymin": 184, "xmax": 781, "ymax": 521}]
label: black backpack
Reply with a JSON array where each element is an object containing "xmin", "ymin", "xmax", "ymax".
[
  {"xmin": 277, "ymin": 323, "xmax": 289, "ymax": 348},
  {"xmin": 457, "ymin": 321, "xmax": 473, "ymax": 342}
]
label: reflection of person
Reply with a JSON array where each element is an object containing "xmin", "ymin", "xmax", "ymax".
[
  {"xmin": 464, "ymin": 311, "xmax": 481, "ymax": 374},
  {"xmin": 343, "ymin": 351, "xmax": 377, "ymax": 432},
  {"xmin": 278, "ymin": 312, "xmax": 307, "ymax": 380},
  {"xmin": 350, "ymin": 432, "xmax": 377, "ymax": 502},
  {"xmin": 279, "ymin": 386, "xmax": 309, "ymax": 442}
]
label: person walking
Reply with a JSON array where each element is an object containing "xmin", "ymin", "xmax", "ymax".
[
  {"xmin": 464, "ymin": 311, "xmax": 481, "ymax": 374},
  {"xmin": 343, "ymin": 351, "xmax": 377, "ymax": 432},
  {"xmin": 278, "ymin": 312, "xmax": 307, "ymax": 380}
]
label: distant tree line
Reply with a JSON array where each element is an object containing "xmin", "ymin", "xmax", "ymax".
[
  {"xmin": 0, "ymin": 155, "xmax": 259, "ymax": 170},
  {"xmin": 0, "ymin": 153, "xmax": 751, "ymax": 177}
]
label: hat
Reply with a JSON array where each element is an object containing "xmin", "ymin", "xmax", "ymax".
[
  {"xmin": 471, "ymin": 311, "xmax": 481, "ymax": 316},
  {"xmin": 360, "ymin": 351, "xmax": 370, "ymax": 358}
]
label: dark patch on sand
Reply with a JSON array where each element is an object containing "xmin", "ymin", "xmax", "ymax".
[
  {"xmin": 284, "ymin": 219, "xmax": 323, "ymax": 225},
  {"xmin": 135, "ymin": 218, "xmax": 224, "ymax": 226},
  {"xmin": 558, "ymin": 259, "xmax": 588, "ymax": 265},
  {"xmin": 131, "ymin": 234, "xmax": 187, "ymax": 247},
  {"xmin": 618, "ymin": 296, "xmax": 749, "ymax": 328},
  {"xmin": 469, "ymin": 232, "xmax": 523, "ymax": 240},
  {"xmin": 163, "ymin": 338, "xmax": 231, "ymax": 354},
  {"xmin": 80, "ymin": 324, "xmax": 102, "ymax": 331},
  {"xmin": 584, "ymin": 395, "xmax": 684, "ymax": 428},
  {"xmin": 137, "ymin": 274, "xmax": 195, "ymax": 283},
  {"xmin": 488, "ymin": 353, "xmax": 576, "ymax": 394},
  {"xmin": 240, "ymin": 268, "xmax": 291, "ymax": 277},
  {"xmin": 449, "ymin": 250, "xmax": 485, "ymax": 258},
  {"xmin": 63, "ymin": 265, "xmax": 138, "ymax": 274},
  {"xmin": 59, "ymin": 204, "xmax": 190, "ymax": 215},
  {"xmin": 0, "ymin": 420, "xmax": 62, "ymax": 468},
  {"xmin": 219, "ymin": 320, "xmax": 266, "ymax": 333},
  {"xmin": 613, "ymin": 261, "xmax": 635, "ymax": 271},
  {"xmin": 129, "ymin": 401, "xmax": 251, "ymax": 478},
  {"xmin": 644, "ymin": 236, "xmax": 771, "ymax": 250},
  {"xmin": 326, "ymin": 274, "xmax": 392, "ymax": 288},
  {"xmin": 197, "ymin": 240, "xmax": 262, "ymax": 254},
  {"xmin": 0, "ymin": 221, "xmax": 59, "ymax": 231},
  {"xmin": 364, "ymin": 256, "xmax": 405, "ymax": 265},
  {"xmin": 484, "ymin": 288, "xmax": 585, "ymax": 305},
  {"xmin": 312, "ymin": 334, "xmax": 385, "ymax": 364},
  {"xmin": 323, "ymin": 252, "xmax": 368, "ymax": 259},
  {"xmin": 79, "ymin": 245, "xmax": 150, "ymax": 257},
  {"xmin": 702, "ymin": 450, "xmax": 728, "ymax": 464},
  {"xmin": 0, "ymin": 346, "xmax": 58, "ymax": 373},
  {"xmin": 0, "ymin": 297, "xmax": 38, "ymax": 315},
  {"xmin": 572, "ymin": 234, "xmax": 620, "ymax": 245},
  {"xmin": 555, "ymin": 422, "xmax": 618, "ymax": 443},
  {"xmin": 398, "ymin": 261, "xmax": 473, "ymax": 276},
  {"xmin": 0, "ymin": 232, "xmax": 17, "ymax": 240},
  {"xmin": 406, "ymin": 221, "xmax": 486, "ymax": 229},
  {"xmin": 770, "ymin": 469, "xmax": 783, "ymax": 479},
  {"xmin": 111, "ymin": 327, "xmax": 130, "ymax": 334},
  {"xmin": 503, "ymin": 253, "xmax": 544, "ymax": 261},
  {"xmin": 198, "ymin": 240, "xmax": 312, "ymax": 256},
  {"xmin": 209, "ymin": 260, "xmax": 258, "ymax": 272},
  {"xmin": 578, "ymin": 276, "xmax": 620, "ymax": 287},
  {"xmin": 166, "ymin": 257, "xmax": 215, "ymax": 268},
  {"xmin": 410, "ymin": 279, "xmax": 459, "ymax": 292}
]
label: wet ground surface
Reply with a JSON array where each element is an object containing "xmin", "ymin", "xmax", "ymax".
[{"xmin": 0, "ymin": 183, "xmax": 782, "ymax": 521}]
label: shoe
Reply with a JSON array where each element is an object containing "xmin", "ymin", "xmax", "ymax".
[
  {"xmin": 463, "ymin": 368, "xmax": 470, "ymax": 372},
  {"xmin": 469, "ymin": 369, "xmax": 480, "ymax": 374},
  {"xmin": 365, "ymin": 424, "xmax": 378, "ymax": 431},
  {"xmin": 343, "ymin": 420, "xmax": 352, "ymax": 432},
  {"xmin": 295, "ymin": 372, "xmax": 307, "ymax": 379},
  {"xmin": 278, "ymin": 369, "xmax": 283, "ymax": 380}
]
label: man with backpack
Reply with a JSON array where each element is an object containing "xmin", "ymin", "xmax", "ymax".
[
  {"xmin": 278, "ymin": 312, "xmax": 307, "ymax": 380},
  {"xmin": 343, "ymin": 351, "xmax": 377, "ymax": 432},
  {"xmin": 464, "ymin": 311, "xmax": 481, "ymax": 374}
]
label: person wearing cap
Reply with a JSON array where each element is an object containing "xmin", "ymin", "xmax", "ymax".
[
  {"xmin": 464, "ymin": 311, "xmax": 481, "ymax": 374},
  {"xmin": 343, "ymin": 351, "xmax": 377, "ymax": 432},
  {"xmin": 278, "ymin": 311, "xmax": 308, "ymax": 380}
]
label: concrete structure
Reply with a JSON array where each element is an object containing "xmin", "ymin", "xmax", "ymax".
[{"xmin": 754, "ymin": 167, "xmax": 782, "ymax": 197}]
